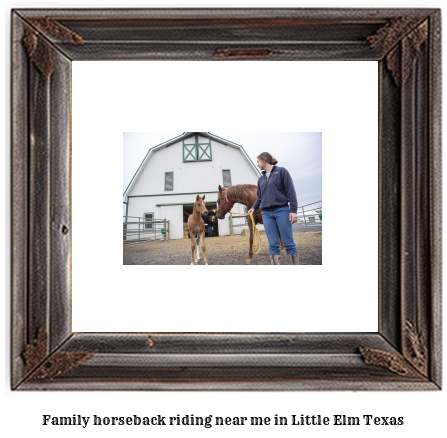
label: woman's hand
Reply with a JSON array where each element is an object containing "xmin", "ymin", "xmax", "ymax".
[
  {"xmin": 248, "ymin": 209, "xmax": 255, "ymax": 215},
  {"xmin": 290, "ymin": 213, "xmax": 298, "ymax": 224}
]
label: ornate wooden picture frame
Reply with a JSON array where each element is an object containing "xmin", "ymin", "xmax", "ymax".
[{"xmin": 11, "ymin": 8, "xmax": 441, "ymax": 390}]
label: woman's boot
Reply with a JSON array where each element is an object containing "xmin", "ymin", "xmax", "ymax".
[
  {"xmin": 269, "ymin": 255, "xmax": 282, "ymax": 265},
  {"xmin": 287, "ymin": 254, "xmax": 300, "ymax": 265}
]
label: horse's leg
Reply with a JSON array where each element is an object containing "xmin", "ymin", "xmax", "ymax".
[
  {"xmin": 279, "ymin": 231, "xmax": 285, "ymax": 251},
  {"xmin": 201, "ymin": 232, "xmax": 208, "ymax": 265},
  {"xmin": 190, "ymin": 234, "xmax": 196, "ymax": 265},
  {"xmin": 196, "ymin": 236, "xmax": 201, "ymax": 260},
  {"xmin": 194, "ymin": 236, "xmax": 200, "ymax": 264},
  {"xmin": 246, "ymin": 217, "xmax": 254, "ymax": 264}
]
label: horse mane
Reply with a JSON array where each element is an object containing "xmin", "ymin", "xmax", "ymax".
[{"xmin": 227, "ymin": 184, "xmax": 257, "ymax": 205}]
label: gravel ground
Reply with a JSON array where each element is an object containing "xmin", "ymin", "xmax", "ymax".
[{"xmin": 123, "ymin": 230, "xmax": 322, "ymax": 265}]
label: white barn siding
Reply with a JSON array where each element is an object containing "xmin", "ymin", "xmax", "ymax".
[
  {"xmin": 158, "ymin": 205, "xmax": 183, "ymax": 239},
  {"xmin": 129, "ymin": 139, "xmax": 259, "ymax": 197},
  {"xmin": 130, "ymin": 141, "xmax": 182, "ymax": 196},
  {"xmin": 125, "ymin": 133, "xmax": 263, "ymax": 240}
]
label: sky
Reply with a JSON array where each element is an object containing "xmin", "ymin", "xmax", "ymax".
[{"xmin": 123, "ymin": 132, "xmax": 322, "ymax": 210}]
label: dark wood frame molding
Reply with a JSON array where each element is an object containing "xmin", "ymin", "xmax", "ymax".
[{"xmin": 11, "ymin": 8, "xmax": 442, "ymax": 390}]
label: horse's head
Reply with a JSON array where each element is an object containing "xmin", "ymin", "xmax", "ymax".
[
  {"xmin": 216, "ymin": 185, "xmax": 232, "ymax": 220},
  {"xmin": 195, "ymin": 195, "xmax": 208, "ymax": 217}
]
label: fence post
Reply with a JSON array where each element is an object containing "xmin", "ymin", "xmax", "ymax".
[
  {"xmin": 167, "ymin": 220, "xmax": 170, "ymax": 240},
  {"xmin": 138, "ymin": 217, "xmax": 141, "ymax": 241},
  {"xmin": 302, "ymin": 206, "xmax": 307, "ymax": 227},
  {"xmin": 155, "ymin": 219, "xmax": 157, "ymax": 241},
  {"xmin": 164, "ymin": 218, "xmax": 167, "ymax": 241},
  {"xmin": 229, "ymin": 215, "xmax": 234, "ymax": 236}
]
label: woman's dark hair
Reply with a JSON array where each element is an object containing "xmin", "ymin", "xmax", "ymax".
[{"xmin": 257, "ymin": 152, "xmax": 278, "ymax": 166}]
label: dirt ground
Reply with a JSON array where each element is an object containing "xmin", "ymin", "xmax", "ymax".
[{"xmin": 123, "ymin": 230, "xmax": 322, "ymax": 265}]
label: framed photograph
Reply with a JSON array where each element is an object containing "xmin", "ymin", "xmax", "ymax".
[
  {"xmin": 11, "ymin": 8, "xmax": 441, "ymax": 390},
  {"xmin": 121, "ymin": 131, "xmax": 323, "ymax": 267}
]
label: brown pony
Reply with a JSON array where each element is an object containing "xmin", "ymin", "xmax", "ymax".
[
  {"xmin": 216, "ymin": 184, "xmax": 284, "ymax": 264},
  {"xmin": 188, "ymin": 195, "xmax": 209, "ymax": 265}
]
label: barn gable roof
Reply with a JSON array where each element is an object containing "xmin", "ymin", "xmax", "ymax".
[{"xmin": 123, "ymin": 132, "xmax": 260, "ymax": 200}]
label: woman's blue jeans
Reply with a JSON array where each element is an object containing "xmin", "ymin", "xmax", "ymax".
[{"xmin": 262, "ymin": 206, "xmax": 298, "ymax": 255}]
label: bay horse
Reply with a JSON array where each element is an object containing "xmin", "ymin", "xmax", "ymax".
[
  {"xmin": 216, "ymin": 184, "xmax": 284, "ymax": 264},
  {"xmin": 188, "ymin": 195, "xmax": 209, "ymax": 265}
]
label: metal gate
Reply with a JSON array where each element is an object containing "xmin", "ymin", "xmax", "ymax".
[
  {"xmin": 123, "ymin": 216, "xmax": 170, "ymax": 244},
  {"xmin": 299, "ymin": 201, "xmax": 322, "ymax": 226}
]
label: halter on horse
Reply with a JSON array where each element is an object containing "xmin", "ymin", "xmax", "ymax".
[{"xmin": 216, "ymin": 189, "xmax": 233, "ymax": 218}]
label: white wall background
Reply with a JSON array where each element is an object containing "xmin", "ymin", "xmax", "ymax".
[
  {"xmin": 72, "ymin": 58, "xmax": 378, "ymax": 333},
  {"xmin": 2, "ymin": 2, "xmax": 445, "ymax": 438}
]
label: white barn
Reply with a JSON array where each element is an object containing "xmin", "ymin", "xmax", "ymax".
[{"xmin": 123, "ymin": 132, "xmax": 263, "ymax": 241}]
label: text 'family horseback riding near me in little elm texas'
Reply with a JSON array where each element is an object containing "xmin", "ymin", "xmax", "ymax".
[{"xmin": 42, "ymin": 414, "xmax": 404, "ymax": 428}]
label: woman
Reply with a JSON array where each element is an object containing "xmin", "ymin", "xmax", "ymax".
[{"xmin": 248, "ymin": 152, "xmax": 299, "ymax": 265}]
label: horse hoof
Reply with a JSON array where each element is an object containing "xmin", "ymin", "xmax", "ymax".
[
  {"xmin": 205, "ymin": 263, "xmax": 208, "ymax": 265},
  {"xmin": 194, "ymin": 261, "xmax": 198, "ymax": 265},
  {"xmin": 191, "ymin": 263, "xmax": 194, "ymax": 265},
  {"xmin": 246, "ymin": 259, "xmax": 253, "ymax": 265}
]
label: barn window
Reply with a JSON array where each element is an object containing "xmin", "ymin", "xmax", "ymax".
[
  {"xmin": 222, "ymin": 169, "xmax": 232, "ymax": 187},
  {"xmin": 183, "ymin": 136, "xmax": 197, "ymax": 162},
  {"xmin": 197, "ymin": 138, "xmax": 212, "ymax": 161},
  {"xmin": 144, "ymin": 212, "xmax": 154, "ymax": 230},
  {"xmin": 165, "ymin": 172, "xmax": 174, "ymax": 191},
  {"xmin": 183, "ymin": 134, "xmax": 212, "ymax": 162}
]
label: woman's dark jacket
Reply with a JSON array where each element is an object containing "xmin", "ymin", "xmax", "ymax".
[{"xmin": 251, "ymin": 166, "xmax": 298, "ymax": 214}]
